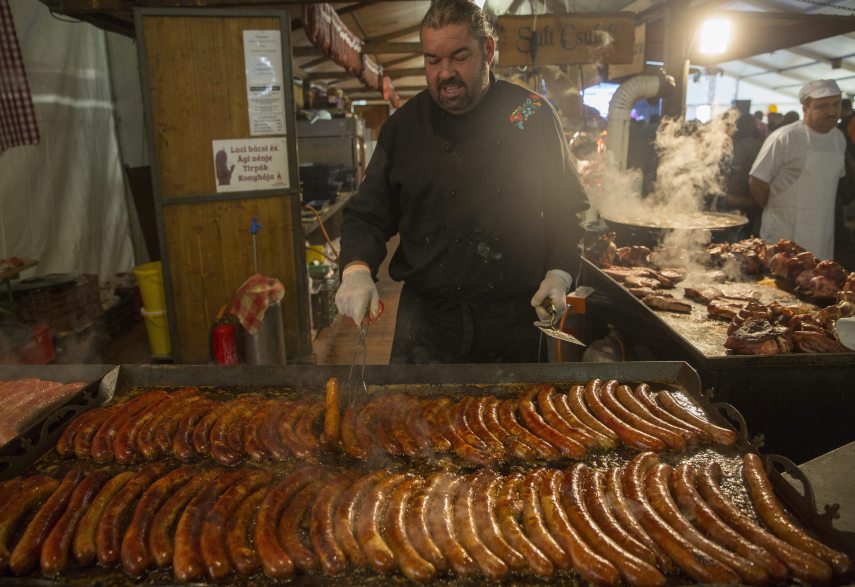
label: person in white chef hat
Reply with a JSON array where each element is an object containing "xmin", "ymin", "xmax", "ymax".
[{"xmin": 749, "ymin": 79, "xmax": 846, "ymax": 261}]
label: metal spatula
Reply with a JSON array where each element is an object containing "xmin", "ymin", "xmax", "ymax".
[{"xmin": 534, "ymin": 298, "xmax": 586, "ymax": 347}]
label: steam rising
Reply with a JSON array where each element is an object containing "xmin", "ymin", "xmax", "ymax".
[{"xmin": 590, "ymin": 112, "xmax": 737, "ymax": 225}]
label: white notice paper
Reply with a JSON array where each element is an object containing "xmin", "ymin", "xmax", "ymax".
[
  {"xmin": 212, "ymin": 138, "xmax": 289, "ymax": 193},
  {"xmin": 243, "ymin": 30, "xmax": 287, "ymax": 136}
]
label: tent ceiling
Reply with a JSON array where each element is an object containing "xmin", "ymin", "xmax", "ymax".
[{"xmin": 41, "ymin": 0, "xmax": 855, "ymax": 102}]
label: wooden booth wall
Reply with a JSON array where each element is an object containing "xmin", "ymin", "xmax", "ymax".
[{"xmin": 137, "ymin": 10, "xmax": 310, "ymax": 363}]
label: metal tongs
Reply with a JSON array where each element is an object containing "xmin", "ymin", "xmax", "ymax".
[
  {"xmin": 534, "ymin": 297, "xmax": 586, "ymax": 347},
  {"xmin": 345, "ymin": 300, "xmax": 384, "ymax": 407}
]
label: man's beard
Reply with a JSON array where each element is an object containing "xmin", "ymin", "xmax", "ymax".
[{"xmin": 433, "ymin": 61, "xmax": 490, "ymax": 114}]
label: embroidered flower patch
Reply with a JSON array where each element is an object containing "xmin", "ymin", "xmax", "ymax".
[{"xmin": 508, "ymin": 93, "xmax": 543, "ymax": 129}]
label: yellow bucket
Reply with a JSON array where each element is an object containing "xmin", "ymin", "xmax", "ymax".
[
  {"xmin": 306, "ymin": 245, "xmax": 325, "ymax": 265},
  {"xmin": 133, "ymin": 261, "xmax": 167, "ymax": 313},
  {"xmin": 140, "ymin": 308, "xmax": 172, "ymax": 358}
]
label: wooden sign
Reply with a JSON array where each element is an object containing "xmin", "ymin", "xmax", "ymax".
[
  {"xmin": 497, "ymin": 13, "xmax": 635, "ymax": 67},
  {"xmin": 608, "ymin": 24, "xmax": 647, "ymax": 81}
]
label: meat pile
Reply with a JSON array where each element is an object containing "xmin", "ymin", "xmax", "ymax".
[
  {"xmin": 705, "ymin": 238, "xmax": 766, "ymax": 275},
  {"xmin": 585, "ymin": 234, "xmax": 690, "ymax": 313},
  {"xmin": 0, "ymin": 379, "xmax": 86, "ymax": 446},
  {"xmin": 0, "ymin": 452, "xmax": 849, "ymax": 584},
  {"xmin": 55, "ymin": 381, "xmax": 737, "ymax": 469},
  {"xmin": 762, "ymin": 240, "xmax": 849, "ymax": 300}
]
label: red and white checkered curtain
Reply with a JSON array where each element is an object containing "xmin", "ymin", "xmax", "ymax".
[{"xmin": 0, "ymin": 0, "xmax": 38, "ymax": 154}]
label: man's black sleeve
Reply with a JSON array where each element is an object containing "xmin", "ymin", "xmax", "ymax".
[
  {"xmin": 538, "ymin": 102, "xmax": 590, "ymax": 276},
  {"xmin": 339, "ymin": 123, "xmax": 400, "ymax": 278}
]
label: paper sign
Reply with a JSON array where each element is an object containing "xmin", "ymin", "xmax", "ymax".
[
  {"xmin": 212, "ymin": 138, "xmax": 289, "ymax": 193},
  {"xmin": 243, "ymin": 30, "xmax": 287, "ymax": 136}
]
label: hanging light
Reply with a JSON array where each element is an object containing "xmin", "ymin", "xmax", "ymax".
[{"xmin": 699, "ymin": 19, "xmax": 732, "ymax": 55}]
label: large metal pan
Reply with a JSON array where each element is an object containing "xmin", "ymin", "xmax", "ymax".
[{"xmin": 601, "ymin": 211, "xmax": 748, "ymax": 247}]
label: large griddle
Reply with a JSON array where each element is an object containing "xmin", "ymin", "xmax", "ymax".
[
  {"xmin": 579, "ymin": 258, "xmax": 855, "ymax": 463},
  {"xmin": 1, "ymin": 362, "xmax": 853, "ymax": 584}
]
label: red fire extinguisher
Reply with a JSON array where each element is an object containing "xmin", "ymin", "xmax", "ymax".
[{"xmin": 210, "ymin": 305, "xmax": 239, "ymax": 365}]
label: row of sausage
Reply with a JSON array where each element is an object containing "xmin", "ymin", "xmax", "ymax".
[
  {"xmin": 0, "ymin": 453, "xmax": 850, "ymax": 584},
  {"xmin": 55, "ymin": 379, "xmax": 737, "ymax": 467}
]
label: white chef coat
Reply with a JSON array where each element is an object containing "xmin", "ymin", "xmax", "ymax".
[{"xmin": 750, "ymin": 121, "xmax": 846, "ymax": 259}]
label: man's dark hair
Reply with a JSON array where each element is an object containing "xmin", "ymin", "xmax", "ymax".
[
  {"xmin": 753, "ymin": 110, "xmax": 763, "ymax": 119},
  {"xmin": 420, "ymin": 0, "xmax": 493, "ymax": 49}
]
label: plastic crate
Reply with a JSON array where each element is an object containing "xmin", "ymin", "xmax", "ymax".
[{"xmin": 100, "ymin": 287, "xmax": 143, "ymax": 339}]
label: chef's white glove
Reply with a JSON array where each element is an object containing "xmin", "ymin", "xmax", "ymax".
[
  {"xmin": 531, "ymin": 269, "xmax": 573, "ymax": 323},
  {"xmin": 335, "ymin": 264, "xmax": 380, "ymax": 326}
]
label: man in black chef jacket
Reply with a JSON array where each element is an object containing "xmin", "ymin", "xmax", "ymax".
[{"xmin": 335, "ymin": 0, "xmax": 588, "ymax": 363}]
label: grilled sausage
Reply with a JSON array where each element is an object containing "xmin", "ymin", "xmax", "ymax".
[
  {"xmin": 497, "ymin": 399, "xmax": 559, "ymax": 460},
  {"xmin": 482, "ymin": 396, "xmax": 535, "ymax": 460},
  {"xmin": 40, "ymin": 471, "xmax": 109, "ymax": 575},
  {"xmin": 192, "ymin": 400, "xmax": 233, "ymax": 456},
  {"xmin": 699, "ymin": 461, "xmax": 833, "ymax": 584},
  {"xmin": 605, "ymin": 466, "xmax": 673, "ymax": 572},
  {"xmin": 427, "ymin": 473, "xmax": 479, "ymax": 577},
  {"xmin": 406, "ymin": 472, "xmax": 448, "ymax": 573},
  {"xmin": 0, "ymin": 476, "xmax": 60, "ymax": 573},
  {"xmin": 420, "ymin": 398, "xmax": 452, "ymax": 453},
  {"xmin": 535, "ymin": 385, "xmax": 597, "ymax": 449},
  {"xmin": 137, "ymin": 389, "xmax": 200, "ymax": 460},
  {"xmin": 541, "ymin": 468, "xmax": 620, "ymax": 585},
  {"xmin": 72, "ymin": 471, "xmax": 134, "ymax": 567},
  {"xmin": 120, "ymin": 465, "xmax": 198, "ymax": 576},
  {"xmin": 56, "ymin": 408, "xmax": 105, "ymax": 458},
  {"xmin": 450, "ymin": 396, "xmax": 489, "ymax": 451},
  {"xmin": 92, "ymin": 390, "xmax": 168, "ymax": 462},
  {"xmin": 521, "ymin": 470, "xmax": 571, "ymax": 570},
  {"xmin": 435, "ymin": 399, "xmax": 495, "ymax": 465},
  {"xmin": 617, "ymin": 384, "xmax": 697, "ymax": 446},
  {"xmin": 611, "ymin": 384, "xmax": 687, "ymax": 450},
  {"xmin": 647, "ymin": 462, "xmax": 768, "ymax": 585},
  {"xmin": 255, "ymin": 399, "xmax": 293, "ymax": 461},
  {"xmin": 173, "ymin": 470, "xmax": 245, "ymax": 582},
  {"xmin": 655, "ymin": 390, "xmax": 736, "ymax": 446},
  {"xmin": 340, "ymin": 403, "xmax": 366, "ymax": 459},
  {"xmin": 280, "ymin": 478, "xmax": 326, "ymax": 572},
  {"xmin": 585, "ymin": 469, "xmax": 658, "ymax": 568},
  {"xmin": 172, "ymin": 399, "xmax": 218, "ymax": 460},
  {"xmin": 310, "ymin": 471, "xmax": 356, "ymax": 576},
  {"xmin": 353, "ymin": 399, "xmax": 385, "ymax": 460},
  {"xmin": 495, "ymin": 473, "xmax": 553, "ymax": 577},
  {"xmin": 623, "ymin": 453, "xmax": 739, "ymax": 584},
  {"xmin": 455, "ymin": 472, "xmax": 508, "ymax": 579},
  {"xmin": 562, "ymin": 464, "xmax": 665, "ymax": 586},
  {"xmin": 254, "ymin": 466, "xmax": 316, "ymax": 579},
  {"xmin": 149, "ymin": 468, "xmax": 224, "ymax": 568},
  {"xmin": 518, "ymin": 386, "xmax": 586, "ymax": 458},
  {"xmin": 154, "ymin": 396, "xmax": 209, "ymax": 456},
  {"xmin": 586, "ymin": 380, "xmax": 666, "ymax": 451},
  {"xmin": 96, "ymin": 462, "xmax": 169, "ymax": 568},
  {"xmin": 10, "ymin": 469, "xmax": 84, "ymax": 575},
  {"xmin": 672, "ymin": 463, "xmax": 788, "ymax": 582},
  {"xmin": 293, "ymin": 401, "xmax": 325, "ymax": 457},
  {"xmin": 73, "ymin": 408, "xmax": 111, "ymax": 459},
  {"xmin": 334, "ymin": 469, "xmax": 388, "ymax": 568},
  {"xmin": 632, "ymin": 383, "xmax": 708, "ymax": 443},
  {"xmin": 324, "ymin": 377, "xmax": 342, "ymax": 446},
  {"xmin": 210, "ymin": 396, "xmax": 262, "ymax": 466},
  {"xmin": 369, "ymin": 396, "xmax": 403, "ymax": 455},
  {"xmin": 565, "ymin": 382, "xmax": 619, "ymax": 447},
  {"xmin": 742, "ymin": 452, "xmax": 852, "ymax": 577},
  {"xmin": 553, "ymin": 390, "xmax": 615, "ymax": 450},
  {"xmin": 386, "ymin": 476, "xmax": 436, "ymax": 582},
  {"xmin": 356, "ymin": 471, "xmax": 407, "ymax": 573},
  {"xmin": 113, "ymin": 393, "xmax": 171, "ymax": 463},
  {"xmin": 403, "ymin": 400, "xmax": 434, "ymax": 455},
  {"xmin": 243, "ymin": 399, "xmax": 278, "ymax": 461},
  {"xmin": 386, "ymin": 395, "xmax": 421, "ymax": 456},
  {"xmin": 471, "ymin": 470, "xmax": 526, "ymax": 572},
  {"xmin": 226, "ymin": 486, "xmax": 268, "ymax": 576}
]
